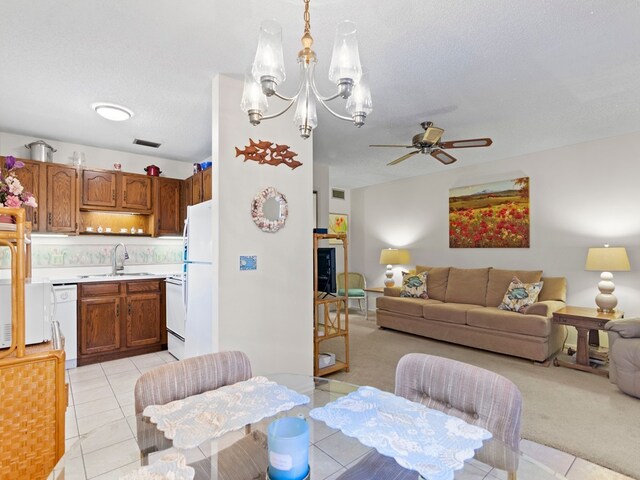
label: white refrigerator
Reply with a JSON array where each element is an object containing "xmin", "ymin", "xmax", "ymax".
[{"xmin": 182, "ymin": 200, "xmax": 214, "ymax": 358}]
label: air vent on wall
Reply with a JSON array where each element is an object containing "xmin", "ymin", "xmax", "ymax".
[
  {"xmin": 331, "ymin": 188, "xmax": 345, "ymax": 200},
  {"xmin": 133, "ymin": 138, "xmax": 161, "ymax": 148}
]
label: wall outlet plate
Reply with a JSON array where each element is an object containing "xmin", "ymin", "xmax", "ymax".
[{"xmin": 240, "ymin": 255, "xmax": 257, "ymax": 271}]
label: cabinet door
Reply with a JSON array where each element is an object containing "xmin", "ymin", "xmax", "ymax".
[
  {"xmin": 202, "ymin": 168, "xmax": 212, "ymax": 201},
  {"xmin": 46, "ymin": 165, "xmax": 77, "ymax": 233},
  {"xmin": 12, "ymin": 160, "xmax": 40, "ymax": 231},
  {"xmin": 79, "ymin": 297, "xmax": 121, "ymax": 355},
  {"xmin": 126, "ymin": 293, "xmax": 162, "ymax": 348},
  {"xmin": 155, "ymin": 177, "xmax": 182, "ymax": 236},
  {"xmin": 192, "ymin": 171, "xmax": 203, "ymax": 205},
  {"xmin": 121, "ymin": 174, "xmax": 152, "ymax": 212},
  {"xmin": 82, "ymin": 170, "xmax": 116, "ymax": 208}
]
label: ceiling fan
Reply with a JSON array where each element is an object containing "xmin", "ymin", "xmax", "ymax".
[{"xmin": 370, "ymin": 121, "xmax": 493, "ymax": 166}]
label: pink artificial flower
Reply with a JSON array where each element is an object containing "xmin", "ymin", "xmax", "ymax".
[
  {"xmin": 5, "ymin": 195, "xmax": 22, "ymax": 208},
  {"xmin": 24, "ymin": 195, "xmax": 38, "ymax": 208}
]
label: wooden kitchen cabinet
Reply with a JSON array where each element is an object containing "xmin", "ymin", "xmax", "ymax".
[
  {"xmin": 46, "ymin": 164, "xmax": 77, "ymax": 233},
  {"xmin": 81, "ymin": 169, "xmax": 117, "ymax": 208},
  {"xmin": 11, "ymin": 159, "xmax": 40, "ymax": 231},
  {"xmin": 202, "ymin": 168, "xmax": 212, "ymax": 201},
  {"xmin": 155, "ymin": 177, "xmax": 182, "ymax": 236},
  {"xmin": 192, "ymin": 170, "xmax": 203, "ymax": 204},
  {"xmin": 77, "ymin": 279, "xmax": 165, "ymax": 366},
  {"xmin": 121, "ymin": 173, "xmax": 152, "ymax": 212}
]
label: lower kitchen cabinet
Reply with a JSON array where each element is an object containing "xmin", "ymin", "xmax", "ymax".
[{"xmin": 77, "ymin": 279, "xmax": 166, "ymax": 366}]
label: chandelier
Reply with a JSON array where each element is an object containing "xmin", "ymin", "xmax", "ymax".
[{"xmin": 240, "ymin": 0, "xmax": 372, "ymax": 139}]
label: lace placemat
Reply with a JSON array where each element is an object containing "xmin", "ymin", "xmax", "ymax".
[
  {"xmin": 309, "ymin": 386, "xmax": 491, "ymax": 480},
  {"xmin": 120, "ymin": 453, "xmax": 194, "ymax": 480},
  {"xmin": 143, "ymin": 376, "xmax": 310, "ymax": 449}
]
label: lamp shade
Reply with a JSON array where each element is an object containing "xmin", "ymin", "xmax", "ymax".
[
  {"xmin": 379, "ymin": 248, "xmax": 411, "ymax": 265},
  {"xmin": 585, "ymin": 247, "xmax": 630, "ymax": 272}
]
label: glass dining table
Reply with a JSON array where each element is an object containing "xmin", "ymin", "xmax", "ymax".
[{"xmin": 48, "ymin": 374, "xmax": 566, "ymax": 480}]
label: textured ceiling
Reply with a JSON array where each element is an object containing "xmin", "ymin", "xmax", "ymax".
[{"xmin": 1, "ymin": 1, "xmax": 639, "ymax": 188}]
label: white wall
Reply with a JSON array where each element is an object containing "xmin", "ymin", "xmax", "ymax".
[
  {"xmin": 351, "ymin": 130, "xmax": 640, "ymax": 345},
  {"xmin": 211, "ymin": 75, "xmax": 313, "ymax": 376},
  {"xmin": 313, "ymin": 163, "xmax": 329, "ymax": 230},
  {"xmin": 0, "ymin": 131, "xmax": 193, "ymax": 179}
]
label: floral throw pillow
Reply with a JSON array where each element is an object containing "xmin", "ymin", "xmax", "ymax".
[
  {"xmin": 498, "ymin": 276, "xmax": 543, "ymax": 313},
  {"xmin": 400, "ymin": 272, "xmax": 429, "ymax": 299}
]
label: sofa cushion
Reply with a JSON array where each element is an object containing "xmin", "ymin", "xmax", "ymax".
[
  {"xmin": 467, "ymin": 307, "xmax": 551, "ymax": 337},
  {"xmin": 415, "ymin": 266, "xmax": 450, "ymax": 301},
  {"xmin": 422, "ymin": 303, "xmax": 484, "ymax": 325},
  {"xmin": 400, "ymin": 271, "xmax": 428, "ymax": 299},
  {"xmin": 538, "ymin": 277, "xmax": 567, "ymax": 302},
  {"xmin": 498, "ymin": 277, "xmax": 543, "ymax": 313},
  {"xmin": 377, "ymin": 296, "xmax": 441, "ymax": 317},
  {"xmin": 444, "ymin": 268, "xmax": 491, "ymax": 306},
  {"xmin": 485, "ymin": 269, "xmax": 543, "ymax": 307}
]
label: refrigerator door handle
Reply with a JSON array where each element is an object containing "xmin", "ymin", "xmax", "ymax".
[{"xmin": 182, "ymin": 269, "xmax": 188, "ymax": 316}]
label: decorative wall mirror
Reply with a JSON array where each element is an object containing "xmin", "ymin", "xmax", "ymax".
[{"xmin": 251, "ymin": 187, "xmax": 288, "ymax": 233}]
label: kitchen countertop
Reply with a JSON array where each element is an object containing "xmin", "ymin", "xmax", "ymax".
[{"xmin": 50, "ymin": 272, "xmax": 180, "ymax": 285}]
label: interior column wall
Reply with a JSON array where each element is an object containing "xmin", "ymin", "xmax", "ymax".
[{"xmin": 212, "ymin": 75, "xmax": 313, "ymax": 375}]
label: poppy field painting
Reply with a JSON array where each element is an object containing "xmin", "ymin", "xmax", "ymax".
[{"xmin": 449, "ymin": 177, "xmax": 530, "ymax": 248}]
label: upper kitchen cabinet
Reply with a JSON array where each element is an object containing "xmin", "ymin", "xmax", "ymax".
[
  {"xmin": 154, "ymin": 177, "xmax": 182, "ymax": 236},
  {"xmin": 8, "ymin": 158, "xmax": 40, "ymax": 231},
  {"xmin": 46, "ymin": 164, "xmax": 78, "ymax": 233},
  {"xmin": 121, "ymin": 174, "xmax": 152, "ymax": 212},
  {"xmin": 80, "ymin": 169, "xmax": 152, "ymax": 213},
  {"xmin": 192, "ymin": 170, "xmax": 203, "ymax": 205},
  {"xmin": 202, "ymin": 168, "xmax": 212, "ymax": 202},
  {"xmin": 81, "ymin": 169, "xmax": 117, "ymax": 209}
]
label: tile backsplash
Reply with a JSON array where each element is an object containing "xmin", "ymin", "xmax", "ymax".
[{"xmin": 0, "ymin": 243, "xmax": 183, "ymax": 269}]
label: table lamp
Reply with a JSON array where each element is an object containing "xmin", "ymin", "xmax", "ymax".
[
  {"xmin": 585, "ymin": 245, "xmax": 630, "ymax": 313},
  {"xmin": 379, "ymin": 248, "xmax": 411, "ymax": 287}
]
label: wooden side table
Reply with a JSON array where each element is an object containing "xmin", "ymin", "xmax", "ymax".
[
  {"xmin": 552, "ymin": 306, "xmax": 623, "ymax": 376},
  {"xmin": 364, "ymin": 287, "xmax": 385, "ymax": 294}
]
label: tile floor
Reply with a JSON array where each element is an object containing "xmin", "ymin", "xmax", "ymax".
[{"xmin": 61, "ymin": 352, "xmax": 634, "ymax": 480}]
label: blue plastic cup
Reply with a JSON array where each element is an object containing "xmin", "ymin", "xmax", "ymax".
[{"xmin": 267, "ymin": 417, "xmax": 310, "ymax": 480}]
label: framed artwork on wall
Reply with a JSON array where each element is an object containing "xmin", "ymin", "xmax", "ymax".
[
  {"xmin": 449, "ymin": 177, "xmax": 530, "ymax": 248},
  {"xmin": 328, "ymin": 213, "xmax": 348, "ymax": 244}
]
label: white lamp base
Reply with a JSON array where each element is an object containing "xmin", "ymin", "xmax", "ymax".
[
  {"xmin": 595, "ymin": 271, "xmax": 618, "ymax": 313},
  {"xmin": 384, "ymin": 264, "xmax": 394, "ymax": 287}
]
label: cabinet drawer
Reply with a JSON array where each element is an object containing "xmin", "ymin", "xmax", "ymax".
[
  {"xmin": 126, "ymin": 280, "xmax": 162, "ymax": 294},
  {"xmin": 80, "ymin": 282, "xmax": 121, "ymax": 297}
]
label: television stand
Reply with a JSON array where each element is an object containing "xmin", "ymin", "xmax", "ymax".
[{"xmin": 313, "ymin": 232, "xmax": 349, "ymax": 377}]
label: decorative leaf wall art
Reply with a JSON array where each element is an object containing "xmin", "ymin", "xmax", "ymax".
[{"xmin": 235, "ymin": 139, "xmax": 302, "ymax": 170}]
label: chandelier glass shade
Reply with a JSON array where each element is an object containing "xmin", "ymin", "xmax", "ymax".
[{"xmin": 240, "ymin": 1, "xmax": 372, "ymax": 139}]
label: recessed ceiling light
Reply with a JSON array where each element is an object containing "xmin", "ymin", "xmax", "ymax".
[{"xmin": 91, "ymin": 102, "xmax": 133, "ymax": 121}]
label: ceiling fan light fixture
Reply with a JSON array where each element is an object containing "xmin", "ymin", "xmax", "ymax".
[{"xmin": 92, "ymin": 102, "xmax": 133, "ymax": 121}]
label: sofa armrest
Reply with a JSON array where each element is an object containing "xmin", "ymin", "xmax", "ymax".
[
  {"xmin": 523, "ymin": 300, "xmax": 566, "ymax": 317},
  {"xmin": 384, "ymin": 287, "xmax": 402, "ymax": 297},
  {"xmin": 604, "ymin": 318, "xmax": 640, "ymax": 338}
]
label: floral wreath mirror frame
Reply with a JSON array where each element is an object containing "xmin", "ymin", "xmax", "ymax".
[{"xmin": 251, "ymin": 187, "xmax": 288, "ymax": 233}]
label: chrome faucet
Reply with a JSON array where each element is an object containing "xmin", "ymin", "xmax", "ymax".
[{"xmin": 112, "ymin": 243, "xmax": 129, "ymax": 275}]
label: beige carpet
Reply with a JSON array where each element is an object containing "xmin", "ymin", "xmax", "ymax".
[{"xmin": 325, "ymin": 313, "xmax": 640, "ymax": 479}]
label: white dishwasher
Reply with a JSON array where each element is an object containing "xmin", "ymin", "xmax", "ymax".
[{"xmin": 52, "ymin": 284, "xmax": 78, "ymax": 369}]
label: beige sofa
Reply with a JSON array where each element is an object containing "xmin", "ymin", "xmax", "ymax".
[{"xmin": 376, "ymin": 266, "xmax": 567, "ymax": 362}]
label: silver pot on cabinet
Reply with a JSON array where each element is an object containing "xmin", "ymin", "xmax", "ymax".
[{"xmin": 25, "ymin": 140, "xmax": 57, "ymax": 162}]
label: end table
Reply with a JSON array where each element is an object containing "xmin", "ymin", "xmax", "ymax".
[{"xmin": 552, "ymin": 306, "xmax": 623, "ymax": 376}]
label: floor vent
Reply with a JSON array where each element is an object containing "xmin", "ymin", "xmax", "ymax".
[
  {"xmin": 133, "ymin": 138, "xmax": 161, "ymax": 148},
  {"xmin": 331, "ymin": 188, "xmax": 345, "ymax": 200}
]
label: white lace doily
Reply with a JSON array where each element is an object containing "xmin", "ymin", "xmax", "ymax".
[{"xmin": 119, "ymin": 453, "xmax": 194, "ymax": 480}]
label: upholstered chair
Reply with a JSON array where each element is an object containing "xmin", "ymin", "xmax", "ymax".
[
  {"xmin": 134, "ymin": 351, "xmax": 252, "ymax": 464},
  {"xmin": 605, "ymin": 318, "xmax": 640, "ymax": 398},
  {"xmin": 337, "ymin": 353, "xmax": 523, "ymax": 480}
]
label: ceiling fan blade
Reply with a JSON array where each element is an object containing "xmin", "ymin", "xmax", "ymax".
[
  {"xmin": 370, "ymin": 144, "xmax": 415, "ymax": 148},
  {"xmin": 387, "ymin": 150, "xmax": 420, "ymax": 166},
  {"xmin": 430, "ymin": 149, "xmax": 457, "ymax": 165},
  {"xmin": 438, "ymin": 138, "xmax": 493, "ymax": 149}
]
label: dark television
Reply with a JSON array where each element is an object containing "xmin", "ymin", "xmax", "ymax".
[{"xmin": 317, "ymin": 247, "xmax": 336, "ymax": 295}]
